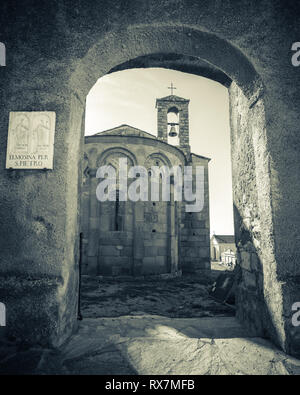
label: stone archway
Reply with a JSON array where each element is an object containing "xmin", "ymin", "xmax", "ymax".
[
  {"xmin": 68, "ymin": 26, "xmax": 298, "ymax": 356},
  {"xmin": 1, "ymin": 17, "xmax": 299, "ymax": 358},
  {"xmin": 69, "ymin": 25, "xmax": 279, "ymax": 350},
  {"xmin": 69, "ymin": 24, "xmax": 274, "ymax": 345}
]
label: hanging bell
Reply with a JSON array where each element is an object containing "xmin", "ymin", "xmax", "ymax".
[{"xmin": 168, "ymin": 125, "xmax": 178, "ymax": 137}]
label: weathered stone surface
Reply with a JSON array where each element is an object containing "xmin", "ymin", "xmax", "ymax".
[
  {"xmin": 240, "ymin": 251, "xmax": 252, "ymax": 271},
  {"xmin": 0, "ymin": 0, "xmax": 299, "ymax": 356},
  {"xmin": 242, "ymin": 269, "xmax": 257, "ymax": 288},
  {"xmin": 2, "ymin": 315, "xmax": 299, "ymax": 375},
  {"xmin": 99, "ymin": 246, "xmax": 120, "ymax": 257}
]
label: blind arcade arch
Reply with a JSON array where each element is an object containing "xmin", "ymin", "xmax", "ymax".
[
  {"xmin": 0, "ymin": 303, "xmax": 5, "ymax": 327},
  {"xmin": 0, "ymin": 42, "xmax": 5, "ymax": 67}
]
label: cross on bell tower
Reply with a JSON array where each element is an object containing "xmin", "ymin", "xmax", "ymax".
[
  {"xmin": 155, "ymin": 87, "xmax": 191, "ymax": 156},
  {"xmin": 168, "ymin": 82, "xmax": 176, "ymax": 95}
]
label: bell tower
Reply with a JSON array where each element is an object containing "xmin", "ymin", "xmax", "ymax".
[{"xmin": 155, "ymin": 83, "xmax": 190, "ymax": 155}]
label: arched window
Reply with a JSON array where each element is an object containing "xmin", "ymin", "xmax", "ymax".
[
  {"xmin": 114, "ymin": 190, "xmax": 123, "ymax": 231},
  {"xmin": 167, "ymin": 107, "xmax": 179, "ymax": 146},
  {"xmin": 0, "ymin": 302, "xmax": 6, "ymax": 326},
  {"xmin": 0, "ymin": 42, "xmax": 5, "ymax": 67}
]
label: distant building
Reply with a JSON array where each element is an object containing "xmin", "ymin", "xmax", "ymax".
[
  {"xmin": 221, "ymin": 249, "xmax": 236, "ymax": 267},
  {"xmin": 80, "ymin": 92, "xmax": 211, "ymax": 277},
  {"xmin": 210, "ymin": 234, "xmax": 236, "ymax": 266}
]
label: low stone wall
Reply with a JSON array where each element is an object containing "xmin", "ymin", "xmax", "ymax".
[
  {"xmin": 93, "ymin": 270, "xmax": 182, "ymax": 282},
  {"xmin": 235, "ymin": 243, "xmax": 267, "ymax": 337}
]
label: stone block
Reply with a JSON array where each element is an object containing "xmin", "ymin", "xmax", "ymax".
[
  {"xmin": 251, "ymin": 253, "xmax": 260, "ymax": 271},
  {"xmin": 142, "ymin": 261, "xmax": 165, "ymax": 275},
  {"xmin": 134, "ymin": 237, "xmax": 144, "ymax": 258},
  {"xmin": 99, "ymin": 245, "xmax": 120, "ymax": 257},
  {"xmin": 101, "ymin": 256, "xmax": 130, "ymax": 266},
  {"xmin": 185, "ymin": 235, "xmax": 206, "ymax": 242},
  {"xmin": 197, "ymin": 260, "xmax": 210, "ymax": 270},
  {"xmin": 124, "ymin": 216, "xmax": 134, "ymax": 231},
  {"xmin": 87, "ymin": 231, "xmax": 98, "ymax": 256},
  {"xmin": 240, "ymin": 251, "xmax": 252, "ymax": 271},
  {"xmin": 99, "ymin": 233, "xmax": 133, "ymax": 246},
  {"xmin": 89, "ymin": 217, "xmax": 99, "ymax": 230},
  {"xmin": 235, "ymin": 285, "xmax": 265, "ymax": 338},
  {"xmin": 151, "ymin": 238, "xmax": 167, "ymax": 247},
  {"xmin": 181, "ymin": 260, "xmax": 195, "ymax": 273},
  {"xmin": 183, "ymin": 248, "xmax": 198, "ymax": 258},
  {"xmin": 191, "ymin": 220, "xmax": 206, "ymax": 229},
  {"xmin": 155, "ymin": 256, "xmax": 166, "ymax": 266},
  {"xmin": 242, "ymin": 269, "xmax": 257, "ymax": 288},
  {"xmin": 144, "ymin": 246, "xmax": 158, "ymax": 257},
  {"xmin": 181, "ymin": 240, "xmax": 205, "ymax": 247},
  {"xmin": 120, "ymin": 246, "xmax": 133, "ymax": 257},
  {"xmin": 87, "ymin": 256, "xmax": 98, "ymax": 275},
  {"xmin": 98, "ymin": 264, "xmax": 112, "ymax": 276},
  {"xmin": 156, "ymin": 223, "xmax": 168, "ymax": 233},
  {"xmin": 182, "ymin": 220, "xmax": 192, "ymax": 228},
  {"xmin": 194, "ymin": 212, "xmax": 207, "ymax": 221},
  {"xmin": 134, "ymin": 204, "xmax": 144, "ymax": 221},
  {"xmin": 158, "ymin": 247, "xmax": 168, "ymax": 256},
  {"xmin": 143, "ymin": 257, "xmax": 156, "ymax": 266},
  {"xmin": 199, "ymin": 247, "xmax": 210, "ymax": 258},
  {"xmin": 182, "ymin": 228, "xmax": 207, "ymax": 236}
]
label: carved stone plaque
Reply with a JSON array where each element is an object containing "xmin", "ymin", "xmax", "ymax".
[{"xmin": 6, "ymin": 111, "xmax": 56, "ymax": 169}]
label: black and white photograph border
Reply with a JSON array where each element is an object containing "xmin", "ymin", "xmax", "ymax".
[{"xmin": 0, "ymin": 0, "xmax": 300, "ymax": 377}]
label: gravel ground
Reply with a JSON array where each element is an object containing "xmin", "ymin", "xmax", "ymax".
[{"xmin": 80, "ymin": 271, "xmax": 235, "ymax": 319}]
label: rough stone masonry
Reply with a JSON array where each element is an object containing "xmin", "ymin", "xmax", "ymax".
[
  {"xmin": 0, "ymin": 0, "xmax": 299, "ymax": 359},
  {"xmin": 80, "ymin": 94, "xmax": 210, "ymax": 278}
]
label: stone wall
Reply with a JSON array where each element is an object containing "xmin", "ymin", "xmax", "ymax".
[
  {"xmin": 81, "ymin": 134, "xmax": 210, "ymax": 277},
  {"xmin": 0, "ymin": 0, "xmax": 299, "ymax": 355},
  {"xmin": 229, "ymin": 82, "xmax": 264, "ymax": 336},
  {"xmin": 97, "ymin": 232, "xmax": 134, "ymax": 276},
  {"xmin": 81, "ymin": 135, "xmax": 192, "ymax": 277},
  {"xmin": 229, "ymin": 81, "xmax": 297, "ymax": 351},
  {"xmin": 180, "ymin": 154, "xmax": 210, "ymax": 273},
  {"xmin": 156, "ymin": 97, "xmax": 190, "ymax": 154}
]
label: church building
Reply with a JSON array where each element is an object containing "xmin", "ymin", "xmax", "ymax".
[{"xmin": 80, "ymin": 91, "xmax": 211, "ymax": 277}]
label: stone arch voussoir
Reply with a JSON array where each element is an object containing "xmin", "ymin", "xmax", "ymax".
[{"xmin": 70, "ymin": 24, "xmax": 264, "ymax": 105}]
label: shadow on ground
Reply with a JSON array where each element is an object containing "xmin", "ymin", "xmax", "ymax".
[{"xmin": 1, "ymin": 272, "xmax": 300, "ymax": 375}]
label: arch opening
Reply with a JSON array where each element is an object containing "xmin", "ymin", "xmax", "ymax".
[{"xmin": 68, "ymin": 25, "xmax": 279, "ymax": 351}]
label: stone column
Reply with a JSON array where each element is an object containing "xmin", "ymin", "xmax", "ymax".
[
  {"xmin": 80, "ymin": 171, "xmax": 91, "ymax": 273},
  {"xmin": 168, "ymin": 180, "xmax": 178, "ymax": 273},
  {"xmin": 86, "ymin": 169, "xmax": 99, "ymax": 275},
  {"xmin": 133, "ymin": 201, "xmax": 144, "ymax": 276}
]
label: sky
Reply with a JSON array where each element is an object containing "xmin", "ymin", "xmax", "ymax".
[{"xmin": 85, "ymin": 68, "xmax": 234, "ymax": 236}]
